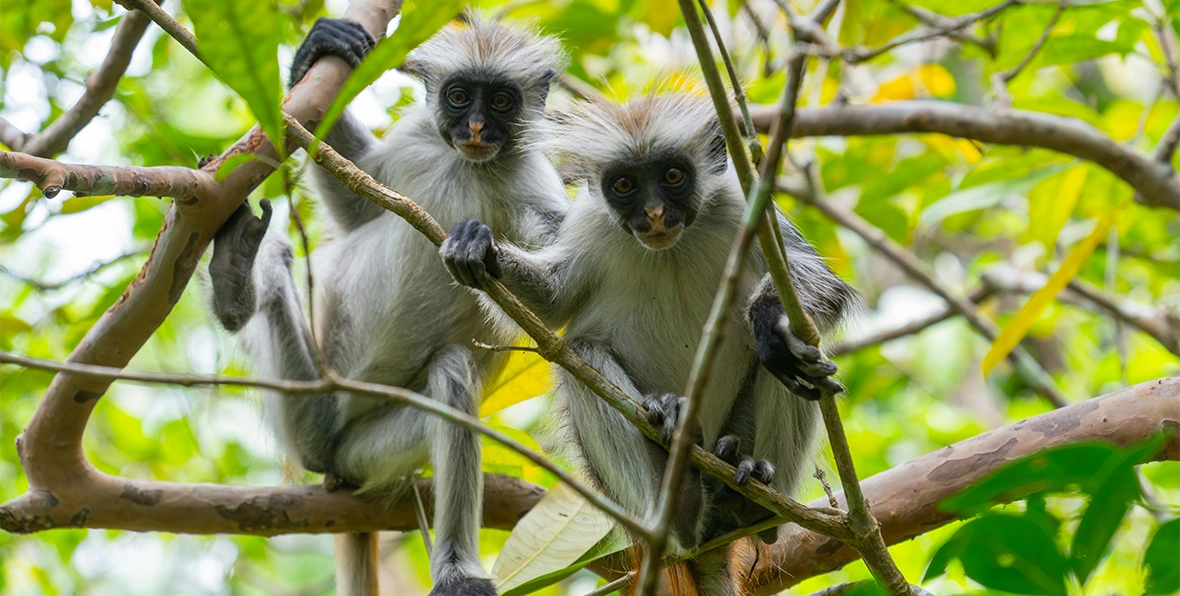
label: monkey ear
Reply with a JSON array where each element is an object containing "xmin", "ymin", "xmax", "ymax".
[
  {"xmin": 537, "ymin": 68, "xmax": 557, "ymax": 103},
  {"xmin": 706, "ymin": 119, "xmax": 728, "ymax": 174},
  {"xmin": 400, "ymin": 58, "xmax": 425, "ymax": 78}
]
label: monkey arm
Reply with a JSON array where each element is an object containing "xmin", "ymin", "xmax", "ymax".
[
  {"xmin": 307, "ymin": 111, "xmax": 388, "ymax": 231},
  {"xmin": 746, "ymin": 214, "xmax": 856, "ymax": 399}
]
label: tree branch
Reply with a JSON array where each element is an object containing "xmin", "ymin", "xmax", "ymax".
[
  {"xmin": 828, "ymin": 286, "xmax": 996, "ymax": 356},
  {"xmin": 788, "ymin": 186, "xmax": 1070, "ymax": 408},
  {"xmin": 745, "ymin": 376, "xmax": 1180, "ymax": 594},
  {"xmin": 0, "ymin": 117, "xmax": 32, "ymax": 151},
  {"xmin": 750, "ymin": 101, "xmax": 1180, "ymax": 211},
  {"xmin": 0, "ymin": 150, "xmax": 215, "ymax": 199},
  {"xmin": 115, "ymin": 0, "xmax": 205, "ymax": 67},
  {"xmin": 0, "ymin": 250, "xmax": 149, "ymax": 292},
  {"xmin": 20, "ymin": 5, "xmax": 156, "ymax": 157}
]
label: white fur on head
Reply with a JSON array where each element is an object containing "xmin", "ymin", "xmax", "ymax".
[
  {"xmin": 540, "ymin": 93, "xmax": 729, "ymax": 183},
  {"xmin": 403, "ymin": 16, "xmax": 567, "ymax": 114}
]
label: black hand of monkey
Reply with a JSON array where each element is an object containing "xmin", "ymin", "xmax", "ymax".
[
  {"xmin": 441, "ymin": 218, "xmax": 502, "ymax": 289},
  {"xmin": 755, "ymin": 312, "xmax": 844, "ymax": 400},
  {"xmin": 289, "ymin": 18, "xmax": 376, "ymax": 89}
]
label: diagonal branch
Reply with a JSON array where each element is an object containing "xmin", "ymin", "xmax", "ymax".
[
  {"xmin": 0, "ymin": 250, "xmax": 150, "ymax": 292},
  {"xmin": 19, "ymin": 5, "xmax": 157, "ymax": 157},
  {"xmin": 115, "ymin": 0, "xmax": 205, "ymax": 67},
  {"xmin": 750, "ymin": 101, "xmax": 1180, "ymax": 211},
  {"xmin": 786, "ymin": 185, "xmax": 1070, "ymax": 408}
]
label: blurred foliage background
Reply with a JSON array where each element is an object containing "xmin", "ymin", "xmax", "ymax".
[{"xmin": 1, "ymin": 0, "xmax": 1178, "ymax": 593}]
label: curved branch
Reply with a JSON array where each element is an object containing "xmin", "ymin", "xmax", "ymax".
[
  {"xmin": 751, "ymin": 101, "xmax": 1180, "ymax": 211},
  {"xmin": 745, "ymin": 376, "xmax": 1180, "ymax": 594}
]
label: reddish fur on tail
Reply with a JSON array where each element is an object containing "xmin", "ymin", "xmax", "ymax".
[
  {"xmin": 336, "ymin": 532, "xmax": 379, "ymax": 596},
  {"xmin": 621, "ymin": 544, "xmax": 703, "ymax": 596}
]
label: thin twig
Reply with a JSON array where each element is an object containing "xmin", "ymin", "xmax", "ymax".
[
  {"xmin": 845, "ymin": 1, "xmax": 1018, "ymax": 64},
  {"xmin": 411, "ymin": 482, "xmax": 433, "ymax": 556},
  {"xmin": 0, "ymin": 250, "xmax": 149, "ymax": 292},
  {"xmin": 815, "ymin": 466, "xmax": 838, "ymax": 508},
  {"xmin": 882, "ymin": 0, "xmax": 996, "ymax": 56},
  {"xmin": 993, "ymin": 0, "xmax": 1066, "ymax": 106},
  {"xmin": 787, "ymin": 182, "xmax": 1070, "ymax": 408},
  {"xmin": 470, "ymin": 339, "xmax": 540, "ymax": 353},
  {"xmin": 116, "ymin": 0, "xmax": 207, "ymax": 67},
  {"xmin": 697, "ymin": 0, "xmax": 763, "ymax": 161},
  {"xmin": 0, "ymin": 351, "xmax": 650, "ymax": 539},
  {"xmin": 828, "ymin": 286, "xmax": 996, "ymax": 356},
  {"xmin": 1155, "ymin": 113, "xmax": 1180, "ymax": 165}
]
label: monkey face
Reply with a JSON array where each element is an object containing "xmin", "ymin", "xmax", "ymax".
[
  {"xmin": 601, "ymin": 156, "xmax": 700, "ymax": 250},
  {"xmin": 435, "ymin": 75, "xmax": 524, "ymax": 163}
]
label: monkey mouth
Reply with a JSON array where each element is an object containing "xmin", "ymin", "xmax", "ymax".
[
  {"xmin": 456, "ymin": 142, "xmax": 500, "ymax": 162},
  {"xmin": 634, "ymin": 228, "xmax": 683, "ymax": 250}
]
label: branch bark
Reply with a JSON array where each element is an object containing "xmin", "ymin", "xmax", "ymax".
[
  {"xmin": 0, "ymin": 150, "xmax": 216, "ymax": 199},
  {"xmin": 751, "ymin": 101, "xmax": 1180, "ymax": 211},
  {"xmin": 743, "ymin": 376, "xmax": 1180, "ymax": 594}
]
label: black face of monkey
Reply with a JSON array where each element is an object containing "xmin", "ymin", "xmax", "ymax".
[
  {"xmin": 601, "ymin": 154, "xmax": 700, "ymax": 250},
  {"xmin": 436, "ymin": 74, "xmax": 524, "ymax": 163}
]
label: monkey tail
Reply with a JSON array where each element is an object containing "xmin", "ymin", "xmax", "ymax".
[
  {"xmin": 336, "ymin": 532, "xmax": 379, "ymax": 596},
  {"xmin": 621, "ymin": 544, "xmax": 702, "ymax": 596}
]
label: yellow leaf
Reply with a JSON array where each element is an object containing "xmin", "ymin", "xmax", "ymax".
[
  {"xmin": 1028, "ymin": 165, "xmax": 1087, "ymax": 256},
  {"xmin": 872, "ymin": 75, "xmax": 915, "ymax": 103},
  {"xmin": 982, "ymin": 201, "xmax": 1128, "ymax": 375},
  {"xmin": 481, "ymin": 425, "xmax": 543, "ymax": 471},
  {"xmin": 480, "ymin": 348, "xmax": 552, "ymax": 417},
  {"xmin": 918, "ymin": 64, "xmax": 956, "ymax": 98}
]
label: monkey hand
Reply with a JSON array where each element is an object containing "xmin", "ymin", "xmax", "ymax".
[
  {"xmin": 441, "ymin": 218, "xmax": 503, "ymax": 289},
  {"xmin": 756, "ymin": 314, "xmax": 844, "ymax": 400},
  {"xmin": 643, "ymin": 393, "xmax": 700, "ymax": 446},
  {"xmin": 289, "ymin": 18, "xmax": 376, "ymax": 88}
]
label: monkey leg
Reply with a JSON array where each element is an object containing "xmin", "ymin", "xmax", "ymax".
[
  {"xmin": 332, "ymin": 345, "xmax": 494, "ymax": 596},
  {"xmin": 559, "ymin": 340, "xmax": 703, "ymax": 550}
]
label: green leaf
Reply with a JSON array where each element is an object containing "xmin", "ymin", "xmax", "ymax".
[
  {"xmin": 1069, "ymin": 446, "xmax": 1141, "ymax": 585},
  {"xmin": 920, "ymin": 164, "xmax": 1068, "ymax": 228},
  {"xmin": 935, "ymin": 514, "xmax": 1069, "ymax": 596},
  {"xmin": 184, "ymin": 0, "xmax": 285, "ymax": 154},
  {"xmin": 1144, "ymin": 518, "xmax": 1180, "ymax": 594},
  {"xmin": 940, "ymin": 442, "xmax": 1125, "ymax": 514},
  {"xmin": 982, "ymin": 200, "xmax": 1126, "ymax": 374},
  {"xmin": 1027, "ymin": 165, "xmax": 1086, "ymax": 257},
  {"xmin": 317, "ymin": 0, "xmax": 467, "ymax": 140}
]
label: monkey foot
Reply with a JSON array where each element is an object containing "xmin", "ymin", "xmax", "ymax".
[
  {"xmin": 643, "ymin": 393, "xmax": 690, "ymax": 446},
  {"xmin": 429, "ymin": 576, "xmax": 498, "ymax": 596},
  {"xmin": 210, "ymin": 199, "xmax": 272, "ymax": 332}
]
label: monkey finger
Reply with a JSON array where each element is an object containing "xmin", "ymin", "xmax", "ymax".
[
  {"xmin": 752, "ymin": 459, "xmax": 775, "ymax": 485},
  {"xmin": 780, "ymin": 324, "xmax": 822, "ymax": 363},
  {"xmin": 714, "ymin": 435, "xmax": 741, "ymax": 465},
  {"xmin": 735, "ymin": 458, "xmax": 756, "ymax": 485},
  {"xmin": 773, "ymin": 371, "xmax": 822, "ymax": 400},
  {"xmin": 796, "ymin": 357, "xmax": 837, "ymax": 378}
]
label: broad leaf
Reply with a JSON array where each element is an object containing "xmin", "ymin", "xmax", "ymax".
[
  {"xmin": 1144, "ymin": 518, "xmax": 1180, "ymax": 595},
  {"xmin": 1027, "ymin": 165, "xmax": 1087, "ymax": 257},
  {"xmin": 491, "ymin": 482, "xmax": 615, "ymax": 594},
  {"xmin": 183, "ymin": 0, "xmax": 285, "ymax": 154},
  {"xmin": 317, "ymin": 0, "xmax": 467, "ymax": 140},
  {"xmin": 1069, "ymin": 451, "xmax": 1139, "ymax": 584},
  {"xmin": 920, "ymin": 165, "xmax": 1067, "ymax": 228},
  {"xmin": 481, "ymin": 349, "xmax": 551, "ymax": 417},
  {"xmin": 940, "ymin": 442, "xmax": 1124, "ymax": 513},
  {"xmin": 928, "ymin": 514, "xmax": 1069, "ymax": 595}
]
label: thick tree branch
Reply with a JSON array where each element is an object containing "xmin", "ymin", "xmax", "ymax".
[
  {"xmin": 745, "ymin": 376, "xmax": 1180, "ymax": 594},
  {"xmin": 19, "ymin": 6, "xmax": 156, "ymax": 157},
  {"xmin": 115, "ymin": 0, "xmax": 204, "ymax": 67},
  {"xmin": 751, "ymin": 102, "xmax": 1180, "ymax": 211}
]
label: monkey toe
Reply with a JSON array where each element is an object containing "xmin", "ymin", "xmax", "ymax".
[
  {"xmin": 643, "ymin": 393, "xmax": 683, "ymax": 445},
  {"xmin": 322, "ymin": 472, "xmax": 356, "ymax": 492},
  {"xmin": 429, "ymin": 576, "xmax": 498, "ymax": 596},
  {"xmin": 210, "ymin": 200, "xmax": 272, "ymax": 331},
  {"xmin": 714, "ymin": 435, "xmax": 741, "ymax": 465},
  {"xmin": 734, "ymin": 457, "xmax": 774, "ymax": 486}
]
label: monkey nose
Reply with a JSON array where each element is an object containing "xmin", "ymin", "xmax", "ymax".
[
  {"xmin": 468, "ymin": 121, "xmax": 484, "ymax": 142},
  {"xmin": 645, "ymin": 205, "xmax": 666, "ymax": 232}
]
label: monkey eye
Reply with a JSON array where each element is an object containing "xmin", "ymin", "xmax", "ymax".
[
  {"xmin": 663, "ymin": 167, "xmax": 686, "ymax": 186},
  {"xmin": 612, "ymin": 176, "xmax": 636, "ymax": 195},
  {"xmin": 490, "ymin": 92, "xmax": 514, "ymax": 112},
  {"xmin": 446, "ymin": 88, "xmax": 470, "ymax": 108}
]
